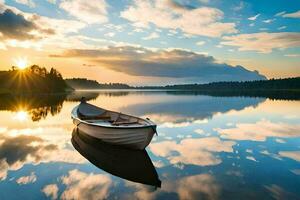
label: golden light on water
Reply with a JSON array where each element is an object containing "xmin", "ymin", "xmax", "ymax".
[
  {"xmin": 14, "ymin": 57, "xmax": 28, "ymax": 70},
  {"xmin": 14, "ymin": 111, "xmax": 29, "ymax": 122}
]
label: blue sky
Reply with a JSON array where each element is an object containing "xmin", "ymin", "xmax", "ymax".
[{"xmin": 0, "ymin": 0, "xmax": 299, "ymax": 85}]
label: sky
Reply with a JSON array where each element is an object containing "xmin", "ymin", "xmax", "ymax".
[{"xmin": 0, "ymin": 0, "xmax": 299, "ymax": 85}]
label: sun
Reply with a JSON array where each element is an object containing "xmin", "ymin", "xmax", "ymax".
[
  {"xmin": 14, "ymin": 111, "xmax": 29, "ymax": 122},
  {"xmin": 14, "ymin": 57, "xmax": 28, "ymax": 70}
]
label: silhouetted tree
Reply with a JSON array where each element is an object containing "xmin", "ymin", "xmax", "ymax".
[{"xmin": 0, "ymin": 64, "xmax": 71, "ymax": 93}]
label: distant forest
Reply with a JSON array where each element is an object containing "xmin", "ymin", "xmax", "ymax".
[
  {"xmin": 1, "ymin": 66, "xmax": 299, "ymax": 98},
  {"xmin": 66, "ymin": 77, "xmax": 300, "ymax": 91},
  {"xmin": 65, "ymin": 78, "xmax": 131, "ymax": 89},
  {"xmin": 0, "ymin": 65, "xmax": 72, "ymax": 94},
  {"xmin": 65, "ymin": 77, "xmax": 300, "ymax": 100}
]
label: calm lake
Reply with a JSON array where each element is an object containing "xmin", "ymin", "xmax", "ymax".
[{"xmin": 0, "ymin": 91, "xmax": 299, "ymax": 200}]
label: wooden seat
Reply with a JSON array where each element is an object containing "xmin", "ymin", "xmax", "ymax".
[
  {"xmin": 79, "ymin": 115, "xmax": 111, "ymax": 121},
  {"xmin": 112, "ymin": 121, "xmax": 139, "ymax": 126}
]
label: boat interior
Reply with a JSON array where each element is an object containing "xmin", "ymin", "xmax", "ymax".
[{"xmin": 77, "ymin": 103, "xmax": 148, "ymax": 126}]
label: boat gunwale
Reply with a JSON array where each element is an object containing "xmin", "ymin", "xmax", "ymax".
[{"xmin": 72, "ymin": 105, "xmax": 157, "ymax": 130}]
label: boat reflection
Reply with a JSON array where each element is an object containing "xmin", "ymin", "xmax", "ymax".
[{"xmin": 71, "ymin": 128, "xmax": 162, "ymax": 187}]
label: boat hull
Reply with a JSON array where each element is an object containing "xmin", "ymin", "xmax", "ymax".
[{"xmin": 73, "ymin": 118, "xmax": 156, "ymax": 150}]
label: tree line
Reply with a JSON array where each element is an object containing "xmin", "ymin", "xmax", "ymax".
[
  {"xmin": 65, "ymin": 78, "xmax": 131, "ymax": 89},
  {"xmin": 66, "ymin": 77, "xmax": 300, "ymax": 91},
  {"xmin": 0, "ymin": 65, "xmax": 71, "ymax": 94}
]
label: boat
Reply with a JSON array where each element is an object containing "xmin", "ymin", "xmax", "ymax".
[
  {"xmin": 71, "ymin": 98, "xmax": 157, "ymax": 150},
  {"xmin": 72, "ymin": 128, "xmax": 161, "ymax": 187}
]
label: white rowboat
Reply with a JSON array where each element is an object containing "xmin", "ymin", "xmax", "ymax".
[{"xmin": 71, "ymin": 99, "xmax": 157, "ymax": 150}]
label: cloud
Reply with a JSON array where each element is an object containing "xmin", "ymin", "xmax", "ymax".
[
  {"xmin": 265, "ymin": 184, "xmax": 297, "ymax": 200},
  {"xmin": 275, "ymin": 138, "xmax": 285, "ymax": 143},
  {"xmin": 260, "ymin": 150, "xmax": 282, "ymax": 161},
  {"xmin": 47, "ymin": 0, "xmax": 56, "ymax": 4},
  {"xmin": 60, "ymin": 169, "xmax": 112, "ymax": 200},
  {"xmin": 51, "ymin": 46, "xmax": 266, "ymax": 82},
  {"xmin": 59, "ymin": 0, "xmax": 108, "ymax": 24},
  {"xmin": 291, "ymin": 169, "xmax": 300, "ymax": 175},
  {"xmin": 194, "ymin": 129, "xmax": 205, "ymax": 134},
  {"xmin": 246, "ymin": 156, "xmax": 258, "ymax": 162},
  {"xmin": 196, "ymin": 41, "xmax": 206, "ymax": 46},
  {"xmin": 104, "ymin": 32, "xmax": 115, "ymax": 37},
  {"xmin": 104, "ymin": 23, "xmax": 125, "ymax": 32},
  {"xmin": 259, "ymin": 28, "xmax": 268, "ymax": 31},
  {"xmin": 142, "ymin": 32, "xmax": 159, "ymax": 40},
  {"xmin": 0, "ymin": 5, "xmax": 86, "ymax": 49},
  {"xmin": 221, "ymin": 32, "xmax": 300, "ymax": 53},
  {"xmin": 0, "ymin": 9, "xmax": 41, "ymax": 40},
  {"xmin": 282, "ymin": 10, "xmax": 300, "ymax": 18},
  {"xmin": 42, "ymin": 184, "xmax": 59, "ymax": 200},
  {"xmin": 0, "ymin": 159, "xmax": 9, "ymax": 182},
  {"xmin": 15, "ymin": 0, "xmax": 35, "ymax": 8},
  {"xmin": 248, "ymin": 14, "xmax": 260, "ymax": 20},
  {"xmin": 217, "ymin": 120, "xmax": 300, "ymax": 141},
  {"xmin": 275, "ymin": 11, "xmax": 286, "ymax": 17},
  {"xmin": 279, "ymin": 151, "xmax": 300, "ymax": 162},
  {"xmin": 149, "ymin": 137, "xmax": 236, "ymax": 166},
  {"xmin": 263, "ymin": 19, "xmax": 275, "ymax": 23},
  {"xmin": 278, "ymin": 26, "xmax": 286, "ymax": 30},
  {"xmin": 284, "ymin": 54, "xmax": 300, "ymax": 57},
  {"xmin": 120, "ymin": 0, "xmax": 237, "ymax": 37},
  {"xmin": 16, "ymin": 172, "xmax": 37, "ymax": 184}
]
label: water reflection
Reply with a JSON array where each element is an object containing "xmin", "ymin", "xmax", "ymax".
[
  {"xmin": 0, "ymin": 91, "xmax": 267, "ymax": 123},
  {"xmin": 0, "ymin": 134, "xmax": 57, "ymax": 180},
  {"xmin": 121, "ymin": 95, "xmax": 265, "ymax": 124},
  {"xmin": 217, "ymin": 120, "xmax": 300, "ymax": 141},
  {"xmin": 13, "ymin": 111, "xmax": 28, "ymax": 122},
  {"xmin": 72, "ymin": 128, "xmax": 161, "ymax": 187},
  {"xmin": 150, "ymin": 137, "xmax": 236, "ymax": 166},
  {"xmin": 65, "ymin": 91, "xmax": 99, "ymax": 101},
  {"xmin": 0, "ymin": 91, "xmax": 299, "ymax": 199},
  {"xmin": 0, "ymin": 94, "xmax": 65, "ymax": 121},
  {"xmin": 0, "ymin": 92, "xmax": 98, "ymax": 122}
]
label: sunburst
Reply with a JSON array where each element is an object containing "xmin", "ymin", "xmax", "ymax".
[{"xmin": 14, "ymin": 57, "xmax": 28, "ymax": 70}]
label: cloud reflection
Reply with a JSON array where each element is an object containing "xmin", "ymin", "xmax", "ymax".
[
  {"xmin": 278, "ymin": 151, "xmax": 300, "ymax": 162},
  {"xmin": 149, "ymin": 137, "xmax": 235, "ymax": 166},
  {"xmin": 0, "ymin": 134, "xmax": 56, "ymax": 180},
  {"xmin": 176, "ymin": 174, "xmax": 220, "ymax": 200},
  {"xmin": 60, "ymin": 169, "xmax": 112, "ymax": 200},
  {"xmin": 127, "ymin": 174, "xmax": 220, "ymax": 200},
  {"xmin": 123, "ymin": 96, "xmax": 264, "ymax": 124},
  {"xmin": 16, "ymin": 172, "xmax": 37, "ymax": 185},
  {"xmin": 264, "ymin": 184, "xmax": 297, "ymax": 200},
  {"xmin": 218, "ymin": 120, "xmax": 300, "ymax": 141},
  {"xmin": 0, "ymin": 132, "xmax": 86, "ymax": 181},
  {"xmin": 42, "ymin": 184, "xmax": 59, "ymax": 200}
]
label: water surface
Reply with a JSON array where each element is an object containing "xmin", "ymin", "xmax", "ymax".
[{"xmin": 0, "ymin": 91, "xmax": 299, "ymax": 199}]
